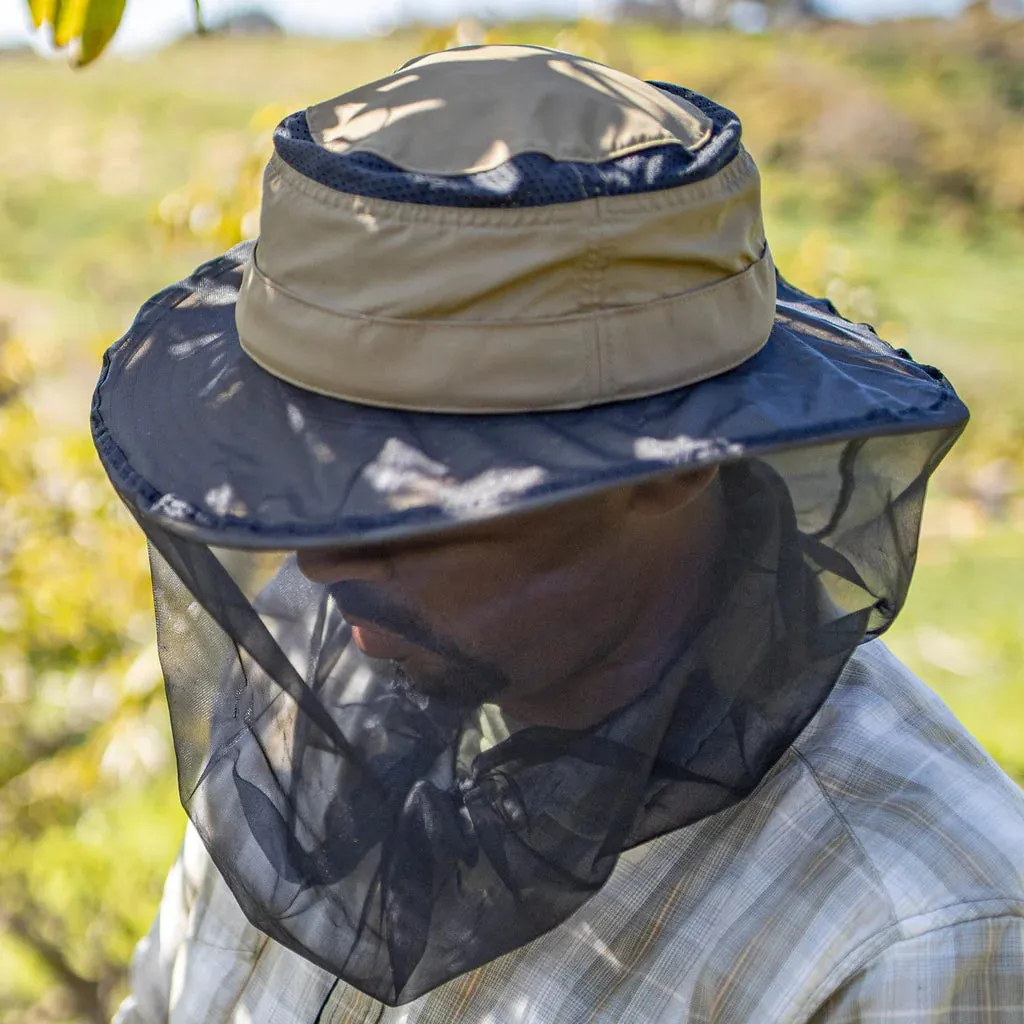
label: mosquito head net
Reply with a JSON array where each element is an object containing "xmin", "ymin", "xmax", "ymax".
[{"xmin": 133, "ymin": 424, "xmax": 957, "ymax": 1005}]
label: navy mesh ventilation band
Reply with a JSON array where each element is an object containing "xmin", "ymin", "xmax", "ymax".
[{"xmin": 273, "ymin": 83, "xmax": 743, "ymax": 209}]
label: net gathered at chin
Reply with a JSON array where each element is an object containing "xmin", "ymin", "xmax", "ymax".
[{"xmin": 136, "ymin": 429, "xmax": 956, "ymax": 1006}]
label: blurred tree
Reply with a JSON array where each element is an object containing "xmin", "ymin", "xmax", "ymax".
[
  {"xmin": 614, "ymin": 0, "xmax": 821, "ymax": 29},
  {"xmin": 0, "ymin": 323, "xmax": 182, "ymax": 1020}
]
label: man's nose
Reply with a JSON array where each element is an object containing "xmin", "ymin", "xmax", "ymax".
[{"xmin": 295, "ymin": 547, "xmax": 392, "ymax": 585}]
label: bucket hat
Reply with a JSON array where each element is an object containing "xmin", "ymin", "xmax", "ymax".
[
  {"xmin": 91, "ymin": 45, "xmax": 969, "ymax": 1006},
  {"xmin": 92, "ymin": 44, "xmax": 966, "ymax": 552}
]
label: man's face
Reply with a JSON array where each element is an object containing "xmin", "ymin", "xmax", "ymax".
[{"xmin": 296, "ymin": 471, "xmax": 719, "ymax": 726}]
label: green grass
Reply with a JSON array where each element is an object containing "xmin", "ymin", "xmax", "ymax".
[{"xmin": 887, "ymin": 515, "xmax": 1024, "ymax": 782}]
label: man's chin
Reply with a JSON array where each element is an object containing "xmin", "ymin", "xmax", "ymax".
[{"xmin": 389, "ymin": 660, "xmax": 509, "ymax": 711}]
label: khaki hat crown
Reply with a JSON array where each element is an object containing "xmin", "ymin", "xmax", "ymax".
[{"xmin": 235, "ymin": 45, "xmax": 776, "ymax": 413}]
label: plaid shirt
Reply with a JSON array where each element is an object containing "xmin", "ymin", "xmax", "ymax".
[{"xmin": 114, "ymin": 641, "xmax": 1024, "ymax": 1023}]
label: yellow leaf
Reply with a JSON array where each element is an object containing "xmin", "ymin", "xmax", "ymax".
[
  {"xmin": 51, "ymin": 0, "xmax": 65, "ymax": 40},
  {"xmin": 52, "ymin": 0, "xmax": 87, "ymax": 48},
  {"xmin": 77, "ymin": 0, "xmax": 126, "ymax": 66},
  {"xmin": 27, "ymin": 0, "xmax": 55, "ymax": 29}
]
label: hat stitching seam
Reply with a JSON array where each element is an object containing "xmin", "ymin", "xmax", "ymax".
[
  {"xmin": 588, "ymin": 239, "xmax": 603, "ymax": 396},
  {"xmin": 245, "ymin": 246, "xmax": 773, "ymax": 328},
  {"xmin": 593, "ymin": 197, "xmax": 610, "ymax": 394},
  {"xmin": 266, "ymin": 149, "xmax": 757, "ymax": 226}
]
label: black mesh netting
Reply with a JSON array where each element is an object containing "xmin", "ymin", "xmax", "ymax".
[{"xmin": 136, "ymin": 428, "xmax": 956, "ymax": 1006}]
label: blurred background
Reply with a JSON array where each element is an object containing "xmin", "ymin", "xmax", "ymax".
[{"xmin": 0, "ymin": 0, "xmax": 1021, "ymax": 1019}]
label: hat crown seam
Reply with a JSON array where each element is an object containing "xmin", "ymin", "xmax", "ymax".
[{"xmin": 247, "ymin": 245, "xmax": 771, "ymax": 328}]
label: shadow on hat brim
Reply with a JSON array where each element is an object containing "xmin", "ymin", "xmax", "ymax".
[{"xmin": 92, "ymin": 242, "xmax": 968, "ymax": 552}]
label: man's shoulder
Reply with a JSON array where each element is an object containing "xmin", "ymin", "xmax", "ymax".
[
  {"xmin": 792, "ymin": 639, "xmax": 1024, "ymax": 918},
  {"xmin": 600, "ymin": 641, "xmax": 1024, "ymax": 1021}
]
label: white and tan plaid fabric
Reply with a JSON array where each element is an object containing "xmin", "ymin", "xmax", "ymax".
[{"xmin": 115, "ymin": 641, "xmax": 1024, "ymax": 1023}]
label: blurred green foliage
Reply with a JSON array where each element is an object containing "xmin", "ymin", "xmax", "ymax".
[
  {"xmin": 0, "ymin": 11, "xmax": 1021, "ymax": 1021},
  {"xmin": 0, "ymin": 322, "xmax": 181, "ymax": 1022}
]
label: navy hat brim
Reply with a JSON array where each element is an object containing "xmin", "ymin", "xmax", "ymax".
[{"xmin": 92, "ymin": 242, "xmax": 968, "ymax": 551}]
